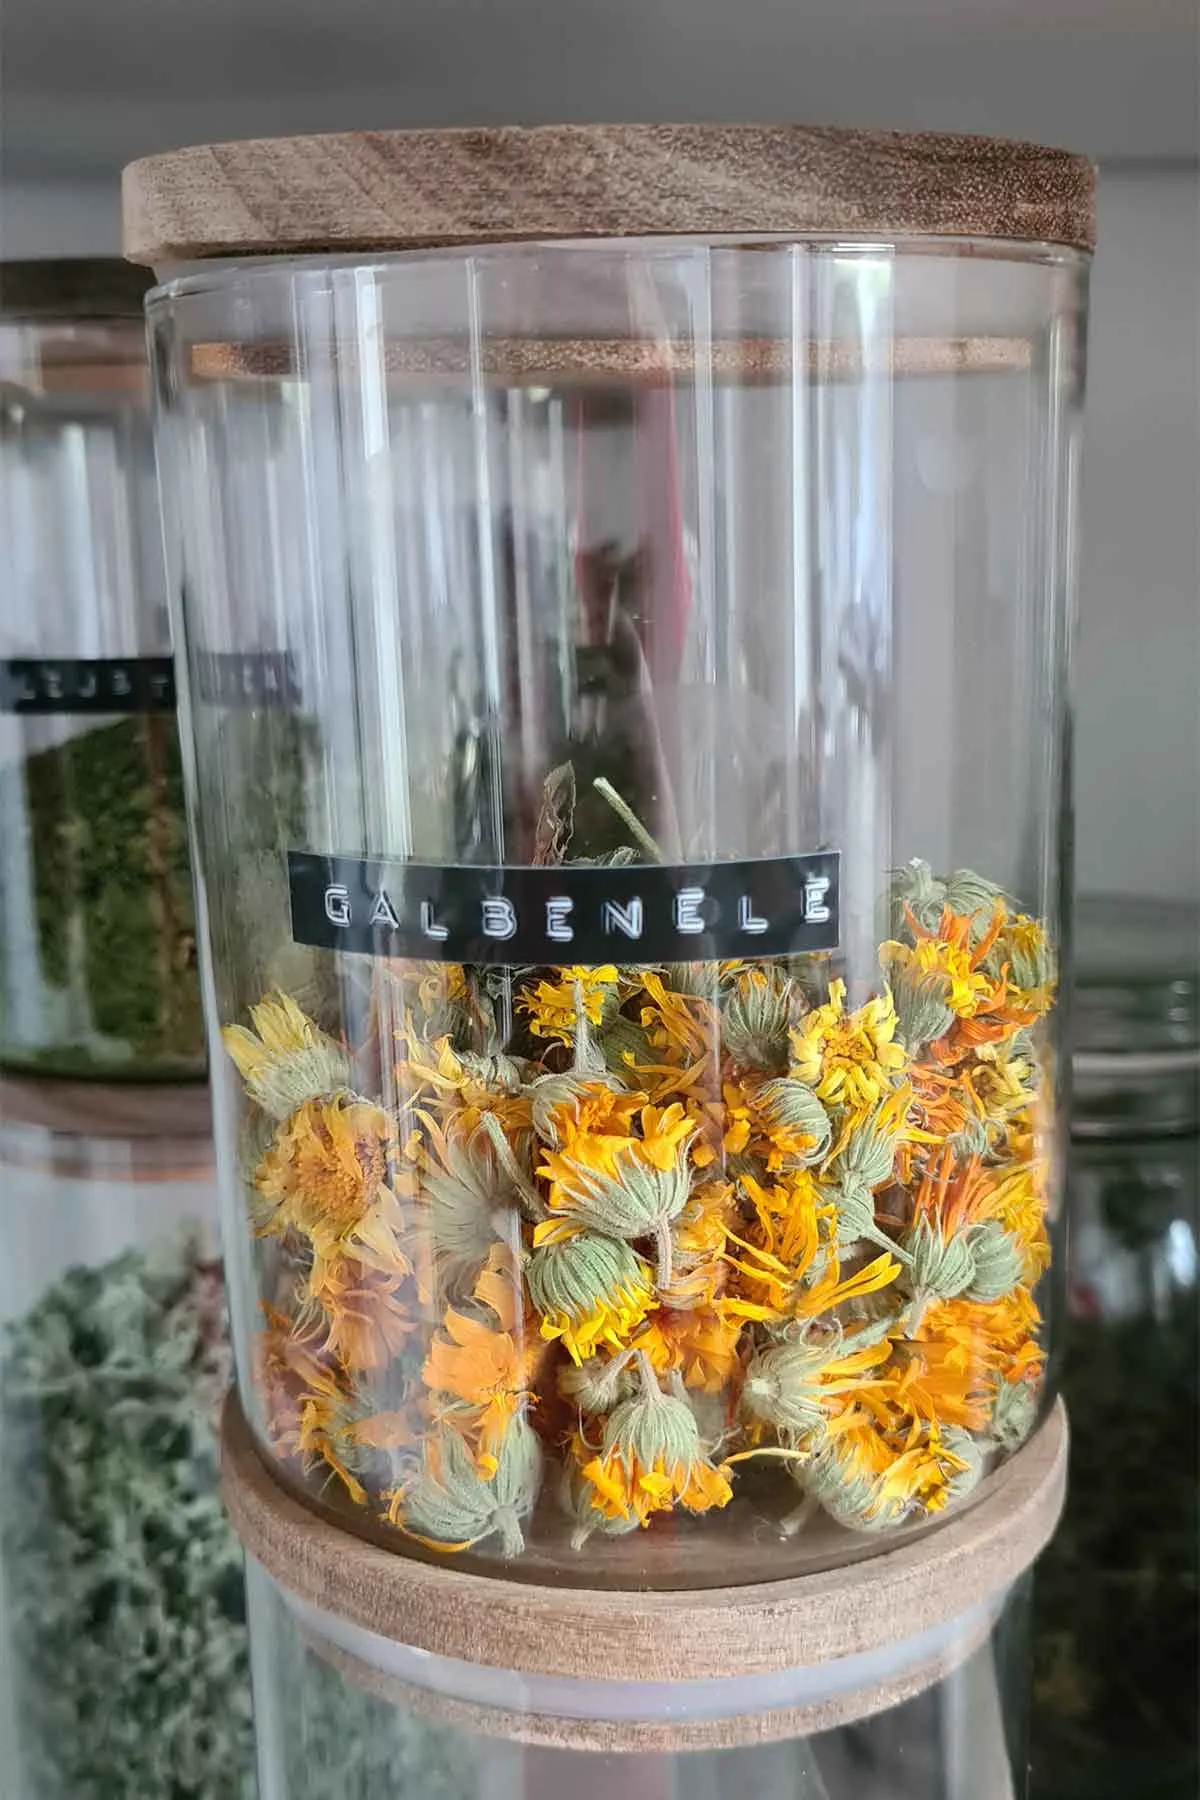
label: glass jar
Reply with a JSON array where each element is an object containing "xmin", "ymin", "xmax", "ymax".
[
  {"xmin": 0, "ymin": 260, "xmax": 206, "ymax": 1081},
  {"xmin": 244, "ymin": 1555, "xmax": 1036, "ymax": 1800},
  {"xmin": 134, "ymin": 125, "xmax": 1092, "ymax": 1588},
  {"xmin": 1031, "ymin": 895, "xmax": 1199, "ymax": 1800},
  {"xmin": 0, "ymin": 1084, "xmax": 255, "ymax": 1800}
]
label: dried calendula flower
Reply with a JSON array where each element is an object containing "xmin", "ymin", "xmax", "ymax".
[
  {"xmin": 559, "ymin": 1435, "xmax": 642, "ymax": 1549},
  {"xmin": 536, "ymin": 1146, "xmax": 692, "ymax": 1288},
  {"xmin": 254, "ymin": 1095, "xmax": 408, "ymax": 1284},
  {"xmin": 721, "ymin": 965, "xmax": 795, "ymax": 1072},
  {"xmin": 422, "ymin": 1247, "xmax": 539, "ymax": 1472},
  {"xmin": 740, "ymin": 1326, "xmax": 894, "ymax": 1443},
  {"xmin": 392, "ymin": 1416, "xmax": 543, "ymax": 1557},
  {"xmin": 578, "ymin": 1353, "xmax": 732, "ymax": 1529},
  {"xmin": 530, "ymin": 1069, "xmax": 638, "ymax": 1148},
  {"xmin": 990, "ymin": 1376, "xmax": 1040, "ymax": 1450},
  {"xmin": 224, "ymin": 991, "xmax": 350, "ymax": 1118},
  {"xmin": 788, "ymin": 978, "xmax": 907, "ymax": 1112},
  {"xmin": 558, "ymin": 1348, "xmax": 637, "ymax": 1415},
  {"xmin": 418, "ymin": 1126, "xmax": 523, "ymax": 1280},
  {"xmin": 520, "ymin": 965, "xmax": 621, "ymax": 1046},
  {"xmin": 797, "ymin": 1414, "xmax": 966, "ymax": 1534},
  {"xmin": 752, "ymin": 1077, "xmax": 833, "ymax": 1168},
  {"xmin": 526, "ymin": 1232, "xmax": 655, "ymax": 1363}
]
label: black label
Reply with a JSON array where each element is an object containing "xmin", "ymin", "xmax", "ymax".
[
  {"xmin": 194, "ymin": 650, "xmax": 301, "ymax": 708},
  {"xmin": 0, "ymin": 658, "xmax": 176, "ymax": 714},
  {"xmin": 288, "ymin": 849, "xmax": 840, "ymax": 967}
]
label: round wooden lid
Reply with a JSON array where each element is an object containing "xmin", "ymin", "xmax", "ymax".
[
  {"xmin": 0, "ymin": 1074, "xmax": 211, "ymax": 1142},
  {"xmin": 222, "ymin": 1389, "xmax": 1068, "ymax": 1685},
  {"xmin": 123, "ymin": 125, "xmax": 1096, "ymax": 266},
  {"xmin": 1, "ymin": 259, "xmax": 153, "ymax": 320},
  {"xmin": 294, "ymin": 1593, "xmax": 998, "ymax": 1752}
]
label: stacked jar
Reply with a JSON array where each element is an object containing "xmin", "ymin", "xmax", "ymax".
[
  {"xmin": 125, "ymin": 125, "xmax": 1092, "ymax": 1787},
  {"xmin": 0, "ymin": 261, "xmax": 251, "ymax": 1799}
]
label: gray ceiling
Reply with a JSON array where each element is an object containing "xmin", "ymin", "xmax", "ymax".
[{"xmin": 3, "ymin": 0, "xmax": 1197, "ymax": 180}]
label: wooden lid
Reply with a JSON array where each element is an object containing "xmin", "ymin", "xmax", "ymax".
[
  {"xmin": 0, "ymin": 259, "xmax": 153, "ymax": 320},
  {"xmin": 222, "ymin": 1389, "xmax": 1068, "ymax": 1685},
  {"xmin": 296, "ymin": 1597, "xmax": 997, "ymax": 1752},
  {"xmin": 123, "ymin": 125, "xmax": 1096, "ymax": 266},
  {"xmin": 0, "ymin": 1075, "xmax": 211, "ymax": 1142}
]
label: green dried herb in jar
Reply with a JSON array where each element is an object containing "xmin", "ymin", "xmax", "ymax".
[
  {"xmin": 0, "ymin": 715, "xmax": 206, "ymax": 1079},
  {"xmin": 0, "ymin": 1231, "xmax": 255, "ymax": 1800}
]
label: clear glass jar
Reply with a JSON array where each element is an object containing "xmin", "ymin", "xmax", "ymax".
[
  {"xmin": 245, "ymin": 1556, "xmax": 1036, "ymax": 1800},
  {"xmin": 0, "ymin": 260, "xmax": 206, "ymax": 1081},
  {"xmin": 142, "ymin": 127, "xmax": 1091, "ymax": 1587},
  {"xmin": 0, "ymin": 1090, "xmax": 254, "ymax": 1800},
  {"xmin": 1031, "ymin": 895, "xmax": 1199, "ymax": 1800}
]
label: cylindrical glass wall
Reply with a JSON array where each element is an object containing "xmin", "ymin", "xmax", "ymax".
[
  {"xmin": 246, "ymin": 1558, "xmax": 1035, "ymax": 1799},
  {"xmin": 149, "ymin": 228, "xmax": 1086, "ymax": 1586},
  {"xmin": 0, "ymin": 1097, "xmax": 254, "ymax": 1799},
  {"xmin": 0, "ymin": 262, "xmax": 205, "ymax": 1080}
]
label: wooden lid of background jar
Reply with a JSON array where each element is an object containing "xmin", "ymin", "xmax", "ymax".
[
  {"xmin": 222, "ymin": 1388, "xmax": 1067, "ymax": 1690},
  {"xmin": 288, "ymin": 1585, "xmax": 1000, "ymax": 1753},
  {"xmin": 122, "ymin": 125, "xmax": 1096, "ymax": 265},
  {"xmin": 0, "ymin": 1080, "xmax": 212, "ymax": 1181}
]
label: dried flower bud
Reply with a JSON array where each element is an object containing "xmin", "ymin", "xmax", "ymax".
[
  {"xmin": 526, "ymin": 1234, "xmax": 654, "ymax": 1363},
  {"xmin": 965, "ymin": 1220, "xmax": 1024, "ymax": 1302},
  {"xmin": 889, "ymin": 860, "xmax": 948, "ymax": 935},
  {"xmin": 558, "ymin": 1351, "xmax": 636, "ymax": 1415},
  {"xmin": 421, "ymin": 1133, "xmax": 520, "ymax": 1275},
  {"xmin": 223, "ymin": 992, "xmax": 351, "ymax": 1120},
  {"xmin": 885, "ymin": 960, "xmax": 955, "ymax": 1051},
  {"xmin": 538, "ymin": 1150, "xmax": 691, "ymax": 1283},
  {"xmin": 754, "ymin": 1078, "xmax": 833, "ymax": 1166},
  {"xmin": 903, "ymin": 1216, "xmax": 978, "ymax": 1305},
  {"xmin": 397, "ymin": 1416, "xmax": 542, "ymax": 1558},
  {"xmin": 721, "ymin": 968, "xmax": 794, "ymax": 1072},
  {"xmin": 942, "ymin": 869, "xmax": 1009, "ymax": 934},
  {"xmin": 741, "ymin": 1336, "xmax": 840, "ymax": 1441},
  {"xmin": 530, "ymin": 1068, "xmax": 623, "ymax": 1145},
  {"xmin": 936, "ymin": 1426, "xmax": 988, "ymax": 1504},
  {"xmin": 990, "ymin": 1378, "xmax": 1039, "ymax": 1450}
]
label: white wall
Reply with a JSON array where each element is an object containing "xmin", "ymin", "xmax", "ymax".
[
  {"xmin": 1074, "ymin": 166, "xmax": 1199, "ymax": 903},
  {"xmin": 0, "ymin": 179, "xmax": 121, "ymax": 258},
  {"xmin": 2, "ymin": 164, "xmax": 1197, "ymax": 903}
]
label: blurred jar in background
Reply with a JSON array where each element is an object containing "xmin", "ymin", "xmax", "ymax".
[
  {"xmin": 0, "ymin": 260, "xmax": 206, "ymax": 1082},
  {"xmin": 0, "ymin": 1084, "xmax": 254, "ymax": 1800},
  {"xmin": 1031, "ymin": 894, "xmax": 1199, "ymax": 1800}
]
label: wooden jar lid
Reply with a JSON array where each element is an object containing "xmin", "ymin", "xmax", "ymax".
[
  {"xmin": 223, "ymin": 1389, "xmax": 1067, "ymax": 1686},
  {"xmin": 0, "ymin": 1075, "xmax": 211, "ymax": 1142},
  {"xmin": 123, "ymin": 125, "xmax": 1096, "ymax": 266},
  {"xmin": 293, "ymin": 1593, "xmax": 999, "ymax": 1753}
]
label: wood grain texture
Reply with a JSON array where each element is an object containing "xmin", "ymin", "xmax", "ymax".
[
  {"xmin": 300, "ymin": 1605, "xmax": 995, "ymax": 1752},
  {"xmin": 188, "ymin": 333, "xmax": 1034, "ymax": 388},
  {"xmin": 123, "ymin": 126, "xmax": 1096, "ymax": 265},
  {"xmin": 221, "ymin": 1391, "xmax": 1067, "ymax": 1684}
]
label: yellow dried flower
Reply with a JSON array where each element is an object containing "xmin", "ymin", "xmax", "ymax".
[{"xmin": 789, "ymin": 979, "xmax": 907, "ymax": 1113}]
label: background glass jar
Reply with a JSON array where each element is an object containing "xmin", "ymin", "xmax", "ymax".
[
  {"xmin": 0, "ymin": 261, "xmax": 205, "ymax": 1081},
  {"xmin": 0, "ymin": 1084, "xmax": 254, "ymax": 1800},
  {"xmin": 1031, "ymin": 895, "xmax": 1199, "ymax": 1800},
  {"xmin": 144, "ymin": 132, "xmax": 1090, "ymax": 1588}
]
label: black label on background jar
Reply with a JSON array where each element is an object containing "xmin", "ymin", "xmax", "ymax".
[
  {"xmin": 194, "ymin": 650, "xmax": 301, "ymax": 707},
  {"xmin": 288, "ymin": 849, "xmax": 840, "ymax": 966},
  {"xmin": 0, "ymin": 658, "xmax": 176, "ymax": 714}
]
